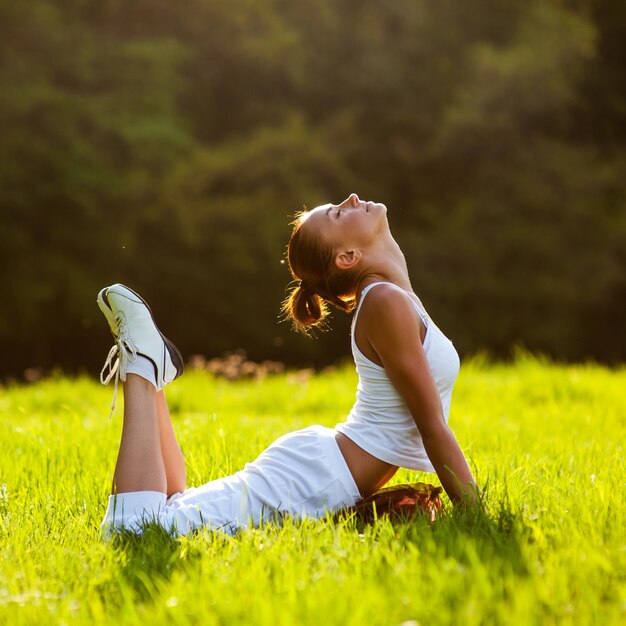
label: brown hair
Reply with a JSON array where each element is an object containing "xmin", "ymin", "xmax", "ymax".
[{"xmin": 282, "ymin": 211, "xmax": 358, "ymax": 333}]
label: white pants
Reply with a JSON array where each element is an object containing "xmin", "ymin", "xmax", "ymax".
[{"xmin": 101, "ymin": 425, "xmax": 361, "ymax": 537}]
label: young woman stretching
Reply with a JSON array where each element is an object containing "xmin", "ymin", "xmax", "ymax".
[{"xmin": 99, "ymin": 193, "xmax": 477, "ymax": 536}]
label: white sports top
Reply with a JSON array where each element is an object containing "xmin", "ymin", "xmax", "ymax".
[{"xmin": 335, "ymin": 282, "xmax": 460, "ymax": 472}]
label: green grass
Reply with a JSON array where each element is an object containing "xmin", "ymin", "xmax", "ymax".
[{"xmin": 0, "ymin": 355, "xmax": 624, "ymax": 625}]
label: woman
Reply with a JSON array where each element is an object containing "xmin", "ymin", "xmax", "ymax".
[{"xmin": 99, "ymin": 193, "xmax": 477, "ymax": 536}]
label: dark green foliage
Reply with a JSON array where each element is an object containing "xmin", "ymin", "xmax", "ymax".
[{"xmin": 1, "ymin": 0, "xmax": 625, "ymax": 376}]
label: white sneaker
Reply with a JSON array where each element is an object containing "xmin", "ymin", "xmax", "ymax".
[{"xmin": 97, "ymin": 284, "xmax": 184, "ymax": 414}]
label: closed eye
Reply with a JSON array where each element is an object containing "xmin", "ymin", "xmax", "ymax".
[{"xmin": 336, "ymin": 209, "xmax": 341, "ymax": 218}]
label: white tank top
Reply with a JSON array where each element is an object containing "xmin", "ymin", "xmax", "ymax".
[{"xmin": 335, "ymin": 282, "xmax": 461, "ymax": 472}]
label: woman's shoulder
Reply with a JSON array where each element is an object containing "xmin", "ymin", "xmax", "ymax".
[
  {"xmin": 354, "ymin": 282, "xmax": 426, "ymax": 362},
  {"xmin": 359, "ymin": 281, "xmax": 413, "ymax": 307},
  {"xmin": 357, "ymin": 282, "xmax": 418, "ymax": 324}
]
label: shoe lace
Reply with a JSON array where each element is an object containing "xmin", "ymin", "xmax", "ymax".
[{"xmin": 100, "ymin": 314, "xmax": 137, "ymax": 419}]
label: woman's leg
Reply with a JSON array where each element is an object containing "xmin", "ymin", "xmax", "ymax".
[
  {"xmin": 156, "ymin": 390, "xmax": 187, "ymax": 496},
  {"xmin": 111, "ymin": 381, "xmax": 187, "ymax": 496},
  {"xmin": 97, "ymin": 283, "xmax": 186, "ymax": 497},
  {"xmin": 112, "ymin": 374, "xmax": 166, "ymax": 494}
]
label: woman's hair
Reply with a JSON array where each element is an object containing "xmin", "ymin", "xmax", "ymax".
[{"xmin": 282, "ymin": 211, "xmax": 358, "ymax": 333}]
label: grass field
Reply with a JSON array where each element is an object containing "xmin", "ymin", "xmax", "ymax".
[{"xmin": 0, "ymin": 355, "xmax": 624, "ymax": 625}]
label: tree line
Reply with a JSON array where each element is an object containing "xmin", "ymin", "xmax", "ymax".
[{"xmin": 1, "ymin": 0, "xmax": 625, "ymax": 378}]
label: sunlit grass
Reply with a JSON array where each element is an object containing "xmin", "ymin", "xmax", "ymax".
[{"xmin": 0, "ymin": 356, "xmax": 624, "ymax": 625}]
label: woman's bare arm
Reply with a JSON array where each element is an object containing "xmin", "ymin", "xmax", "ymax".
[{"xmin": 359, "ymin": 285, "xmax": 478, "ymax": 505}]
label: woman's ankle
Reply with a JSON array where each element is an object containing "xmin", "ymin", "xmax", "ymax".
[{"xmin": 125, "ymin": 356, "xmax": 158, "ymax": 388}]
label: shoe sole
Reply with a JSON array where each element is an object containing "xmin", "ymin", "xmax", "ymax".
[{"xmin": 98, "ymin": 284, "xmax": 184, "ymax": 383}]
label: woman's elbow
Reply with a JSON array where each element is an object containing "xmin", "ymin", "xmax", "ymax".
[{"xmin": 417, "ymin": 416, "xmax": 449, "ymax": 443}]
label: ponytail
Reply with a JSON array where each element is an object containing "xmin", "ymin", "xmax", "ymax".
[
  {"xmin": 282, "ymin": 283, "xmax": 327, "ymax": 334},
  {"xmin": 282, "ymin": 213, "xmax": 356, "ymax": 335}
]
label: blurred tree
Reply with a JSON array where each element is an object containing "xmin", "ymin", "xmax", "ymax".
[
  {"xmin": 0, "ymin": 0, "xmax": 624, "ymax": 376},
  {"xmin": 134, "ymin": 114, "xmax": 355, "ymax": 364},
  {"xmin": 0, "ymin": 1, "xmax": 195, "ymax": 373},
  {"xmin": 414, "ymin": 2, "xmax": 626, "ymax": 359}
]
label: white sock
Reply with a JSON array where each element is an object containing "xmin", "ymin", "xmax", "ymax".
[{"xmin": 125, "ymin": 355, "xmax": 157, "ymax": 388}]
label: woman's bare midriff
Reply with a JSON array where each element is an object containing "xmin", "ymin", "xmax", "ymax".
[{"xmin": 335, "ymin": 431, "xmax": 398, "ymax": 498}]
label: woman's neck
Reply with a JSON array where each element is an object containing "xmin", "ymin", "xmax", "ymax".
[{"xmin": 356, "ymin": 236, "xmax": 413, "ymax": 296}]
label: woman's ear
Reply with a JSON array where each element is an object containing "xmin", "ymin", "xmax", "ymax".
[{"xmin": 335, "ymin": 249, "xmax": 362, "ymax": 271}]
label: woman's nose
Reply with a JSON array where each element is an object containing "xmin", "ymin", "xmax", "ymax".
[{"xmin": 341, "ymin": 193, "xmax": 360, "ymax": 208}]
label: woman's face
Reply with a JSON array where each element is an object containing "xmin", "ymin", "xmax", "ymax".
[{"xmin": 302, "ymin": 193, "xmax": 388, "ymax": 250}]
